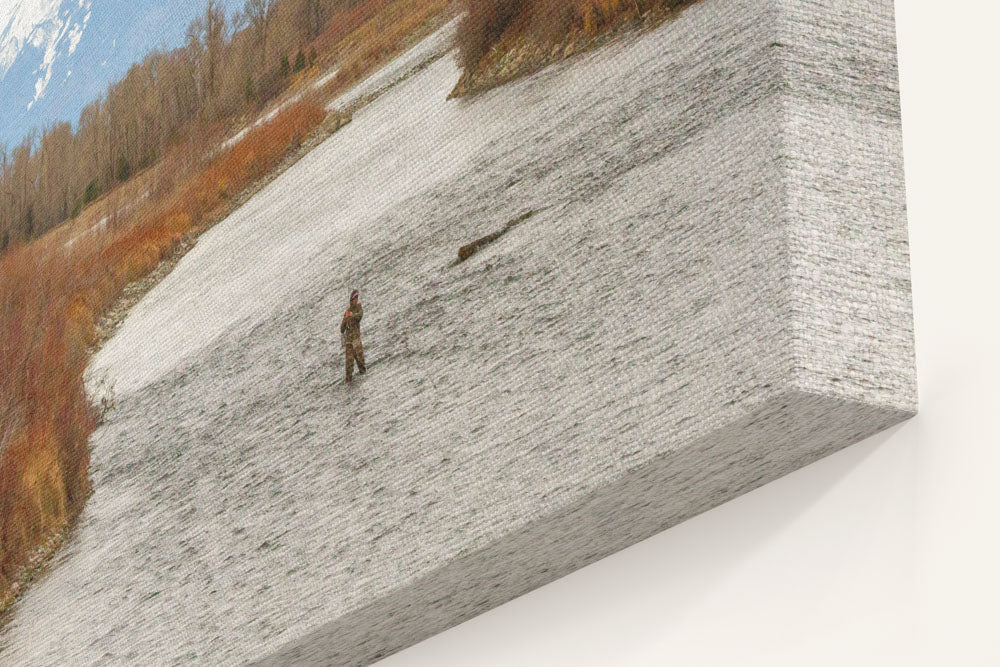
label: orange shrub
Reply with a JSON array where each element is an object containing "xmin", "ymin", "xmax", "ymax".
[
  {"xmin": 211, "ymin": 99, "xmax": 326, "ymax": 192},
  {"xmin": 0, "ymin": 243, "xmax": 94, "ymax": 592},
  {"xmin": 458, "ymin": 0, "xmax": 526, "ymax": 69}
]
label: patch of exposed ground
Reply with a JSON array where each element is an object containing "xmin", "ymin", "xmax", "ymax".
[
  {"xmin": 450, "ymin": 1, "xmax": 700, "ymax": 98},
  {"xmin": 0, "ymin": 527, "xmax": 74, "ymax": 619},
  {"xmin": 456, "ymin": 209, "xmax": 534, "ymax": 262}
]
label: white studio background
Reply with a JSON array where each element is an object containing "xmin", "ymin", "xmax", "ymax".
[{"xmin": 379, "ymin": 2, "xmax": 1000, "ymax": 665}]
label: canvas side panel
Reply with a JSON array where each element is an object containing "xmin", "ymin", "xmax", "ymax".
[{"xmin": 777, "ymin": 0, "xmax": 917, "ymax": 413}]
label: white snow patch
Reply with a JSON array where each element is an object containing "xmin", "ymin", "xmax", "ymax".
[
  {"xmin": 312, "ymin": 67, "xmax": 339, "ymax": 89},
  {"xmin": 221, "ymin": 63, "xmax": 340, "ymax": 150}
]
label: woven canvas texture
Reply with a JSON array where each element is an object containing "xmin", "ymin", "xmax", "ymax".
[{"xmin": 1, "ymin": 0, "xmax": 915, "ymax": 664}]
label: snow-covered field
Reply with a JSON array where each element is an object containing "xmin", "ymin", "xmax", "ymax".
[{"xmin": 1, "ymin": 1, "xmax": 794, "ymax": 663}]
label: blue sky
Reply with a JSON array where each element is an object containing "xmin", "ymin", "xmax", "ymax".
[{"xmin": 0, "ymin": 0, "xmax": 244, "ymax": 147}]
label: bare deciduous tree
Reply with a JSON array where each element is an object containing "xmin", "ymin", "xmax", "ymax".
[{"xmin": 244, "ymin": 0, "xmax": 276, "ymax": 69}]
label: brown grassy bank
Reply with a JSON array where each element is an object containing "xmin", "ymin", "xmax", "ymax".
[
  {"xmin": 451, "ymin": 0, "xmax": 699, "ymax": 96},
  {"xmin": 315, "ymin": 0, "xmax": 452, "ymax": 100}
]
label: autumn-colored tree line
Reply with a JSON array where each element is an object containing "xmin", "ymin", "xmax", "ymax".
[{"xmin": 0, "ymin": 0, "xmax": 365, "ymax": 252}]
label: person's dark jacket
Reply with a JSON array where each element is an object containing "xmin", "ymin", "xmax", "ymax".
[{"xmin": 340, "ymin": 303, "xmax": 363, "ymax": 344}]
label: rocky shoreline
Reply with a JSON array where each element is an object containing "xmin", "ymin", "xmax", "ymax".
[{"xmin": 0, "ymin": 523, "xmax": 75, "ymax": 618}]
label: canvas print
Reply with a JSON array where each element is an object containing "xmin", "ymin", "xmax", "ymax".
[{"xmin": 0, "ymin": 0, "xmax": 915, "ymax": 664}]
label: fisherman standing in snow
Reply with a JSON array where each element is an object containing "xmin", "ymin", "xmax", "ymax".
[{"xmin": 341, "ymin": 289, "xmax": 366, "ymax": 382}]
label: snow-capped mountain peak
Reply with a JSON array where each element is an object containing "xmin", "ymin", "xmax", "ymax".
[
  {"xmin": 1, "ymin": 1, "xmax": 71, "ymax": 76},
  {"xmin": 1, "ymin": 0, "xmax": 92, "ymax": 128},
  {"xmin": 26, "ymin": 2, "xmax": 92, "ymax": 109},
  {"xmin": 0, "ymin": 0, "xmax": 243, "ymax": 146}
]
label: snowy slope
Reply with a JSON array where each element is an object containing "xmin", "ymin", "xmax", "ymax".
[{"xmin": 0, "ymin": 2, "xmax": 805, "ymax": 663}]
